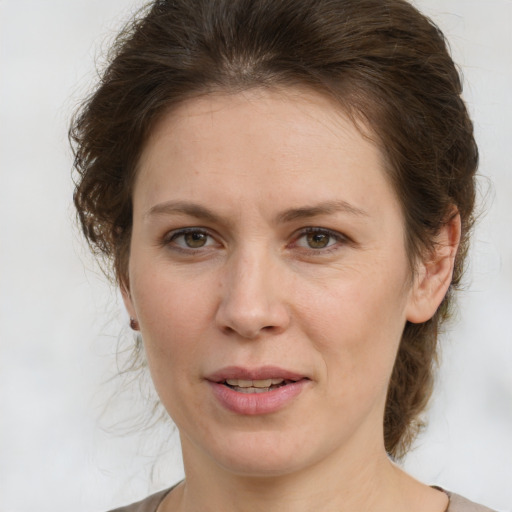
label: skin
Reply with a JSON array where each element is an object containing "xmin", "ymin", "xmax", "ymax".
[{"xmin": 122, "ymin": 88, "xmax": 459, "ymax": 512}]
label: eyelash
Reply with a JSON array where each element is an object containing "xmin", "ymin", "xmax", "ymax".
[
  {"xmin": 292, "ymin": 227, "xmax": 349, "ymax": 254},
  {"xmin": 161, "ymin": 227, "xmax": 350, "ymax": 255},
  {"xmin": 162, "ymin": 227, "xmax": 218, "ymax": 253}
]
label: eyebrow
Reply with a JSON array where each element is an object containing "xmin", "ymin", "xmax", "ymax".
[
  {"xmin": 145, "ymin": 201, "xmax": 222, "ymax": 223},
  {"xmin": 144, "ymin": 199, "xmax": 368, "ymax": 224},
  {"xmin": 275, "ymin": 200, "xmax": 368, "ymax": 223}
]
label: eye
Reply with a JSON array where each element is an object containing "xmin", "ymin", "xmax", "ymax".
[
  {"xmin": 165, "ymin": 228, "xmax": 217, "ymax": 250},
  {"xmin": 293, "ymin": 228, "xmax": 346, "ymax": 251},
  {"xmin": 303, "ymin": 231, "xmax": 334, "ymax": 249}
]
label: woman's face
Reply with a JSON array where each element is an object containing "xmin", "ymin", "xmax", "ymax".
[{"xmin": 124, "ymin": 89, "xmax": 423, "ymax": 476}]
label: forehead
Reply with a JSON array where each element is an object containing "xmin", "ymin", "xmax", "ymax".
[{"xmin": 134, "ymin": 88, "xmax": 398, "ymax": 222}]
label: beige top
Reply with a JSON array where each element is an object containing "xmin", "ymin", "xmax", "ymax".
[{"xmin": 108, "ymin": 487, "xmax": 497, "ymax": 512}]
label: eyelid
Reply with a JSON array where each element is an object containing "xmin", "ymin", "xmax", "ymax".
[
  {"xmin": 291, "ymin": 227, "xmax": 350, "ymax": 252},
  {"xmin": 162, "ymin": 227, "xmax": 220, "ymax": 250},
  {"xmin": 160, "ymin": 226, "xmax": 350, "ymax": 253}
]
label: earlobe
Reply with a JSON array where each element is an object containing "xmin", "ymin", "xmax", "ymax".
[{"xmin": 406, "ymin": 211, "xmax": 461, "ymax": 324}]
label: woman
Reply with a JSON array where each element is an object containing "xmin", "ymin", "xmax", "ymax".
[{"xmin": 70, "ymin": 0, "xmax": 494, "ymax": 511}]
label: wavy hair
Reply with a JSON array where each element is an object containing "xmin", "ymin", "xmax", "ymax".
[{"xmin": 70, "ymin": 0, "xmax": 478, "ymax": 458}]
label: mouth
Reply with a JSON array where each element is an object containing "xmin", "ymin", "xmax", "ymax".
[
  {"xmin": 222, "ymin": 378, "xmax": 298, "ymax": 394},
  {"xmin": 207, "ymin": 367, "xmax": 309, "ymax": 415},
  {"xmin": 206, "ymin": 366, "xmax": 308, "ymax": 397}
]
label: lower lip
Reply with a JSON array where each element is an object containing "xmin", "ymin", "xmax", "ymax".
[{"xmin": 208, "ymin": 380, "xmax": 308, "ymax": 415}]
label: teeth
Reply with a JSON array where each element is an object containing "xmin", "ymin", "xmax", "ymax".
[
  {"xmin": 225, "ymin": 378, "xmax": 285, "ymax": 388},
  {"xmin": 235, "ymin": 387, "xmax": 271, "ymax": 394}
]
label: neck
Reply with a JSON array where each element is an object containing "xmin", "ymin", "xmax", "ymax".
[{"xmin": 168, "ymin": 434, "xmax": 426, "ymax": 512}]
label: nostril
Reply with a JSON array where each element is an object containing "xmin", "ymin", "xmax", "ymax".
[{"xmin": 220, "ymin": 323, "xmax": 278, "ymax": 340}]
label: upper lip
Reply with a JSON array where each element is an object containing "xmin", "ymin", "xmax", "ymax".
[{"xmin": 206, "ymin": 366, "xmax": 307, "ymax": 383}]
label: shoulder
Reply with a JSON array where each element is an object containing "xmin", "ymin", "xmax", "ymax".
[
  {"xmin": 107, "ymin": 488, "xmax": 172, "ymax": 512},
  {"xmin": 445, "ymin": 490, "xmax": 498, "ymax": 512},
  {"xmin": 105, "ymin": 485, "xmax": 498, "ymax": 512}
]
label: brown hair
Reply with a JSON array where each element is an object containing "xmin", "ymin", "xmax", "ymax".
[{"xmin": 70, "ymin": 0, "xmax": 478, "ymax": 458}]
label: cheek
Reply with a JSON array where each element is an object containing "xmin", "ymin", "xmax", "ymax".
[
  {"xmin": 130, "ymin": 266, "xmax": 218, "ymax": 368},
  {"xmin": 297, "ymin": 266, "xmax": 409, "ymax": 391},
  {"xmin": 129, "ymin": 268, "xmax": 221, "ymax": 420}
]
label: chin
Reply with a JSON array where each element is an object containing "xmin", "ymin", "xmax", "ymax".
[{"xmin": 201, "ymin": 429, "xmax": 323, "ymax": 478}]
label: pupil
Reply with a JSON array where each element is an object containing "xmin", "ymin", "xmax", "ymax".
[
  {"xmin": 185, "ymin": 232, "xmax": 207, "ymax": 248},
  {"xmin": 307, "ymin": 232, "xmax": 329, "ymax": 248}
]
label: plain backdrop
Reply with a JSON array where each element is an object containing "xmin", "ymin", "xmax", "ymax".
[{"xmin": 0, "ymin": 1, "xmax": 511, "ymax": 511}]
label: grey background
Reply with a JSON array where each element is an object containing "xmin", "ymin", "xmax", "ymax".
[{"xmin": 0, "ymin": 1, "xmax": 511, "ymax": 511}]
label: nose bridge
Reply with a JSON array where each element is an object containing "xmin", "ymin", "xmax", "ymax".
[{"xmin": 215, "ymin": 242, "xmax": 289, "ymax": 339}]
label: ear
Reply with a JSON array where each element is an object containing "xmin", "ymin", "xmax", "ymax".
[
  {"xmin": 406, "ymin": 211, "xmax": 461, "ymax": 324},
  {"xmin": 120, "ymin": 277, "xmax": 138, "ymax": 324}
]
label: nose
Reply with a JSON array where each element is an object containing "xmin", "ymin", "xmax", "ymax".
[{"xmin": 215, "ymin": 250, "xmax": 291, "ymax": 339}]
